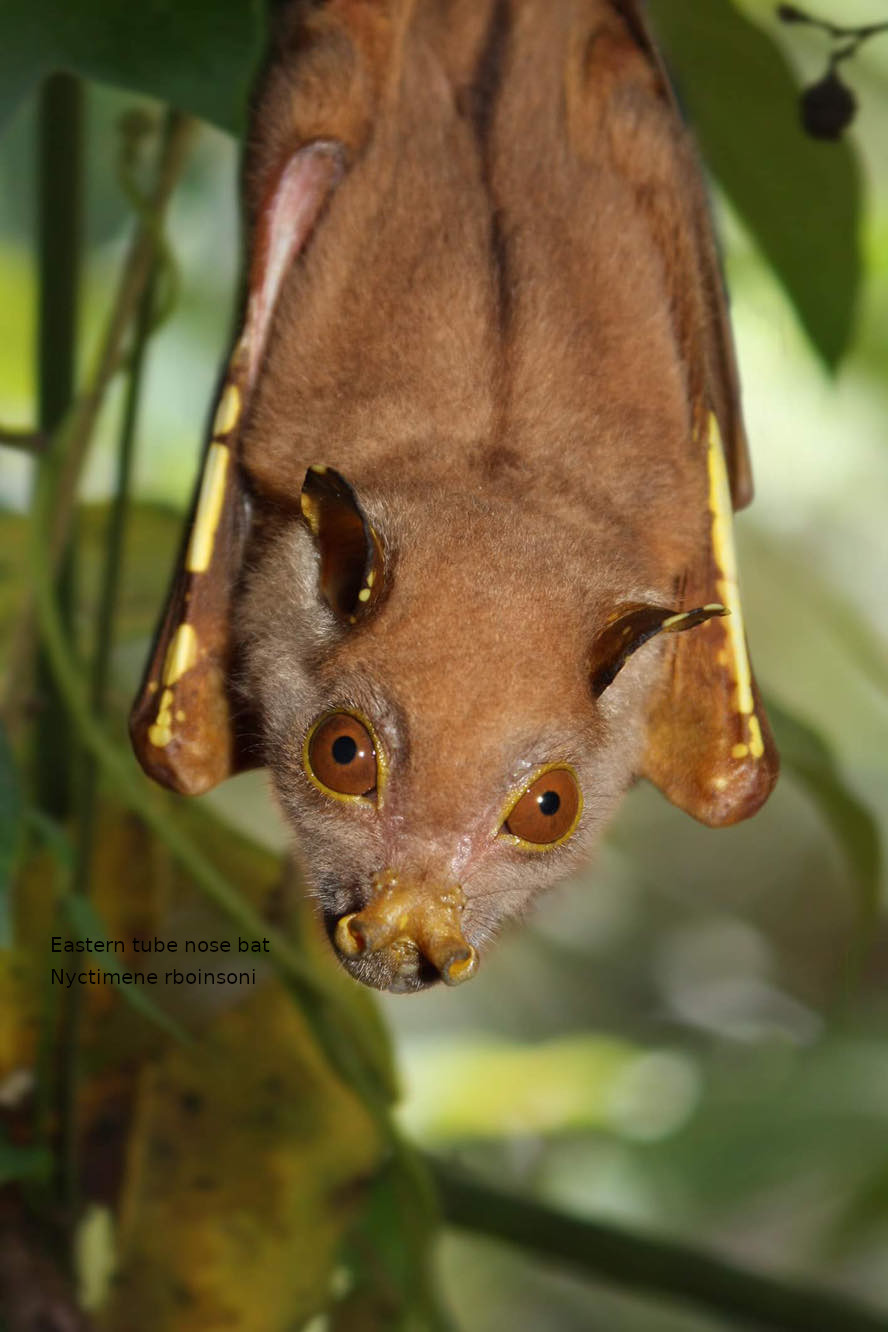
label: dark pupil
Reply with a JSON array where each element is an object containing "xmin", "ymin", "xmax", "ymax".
[
  {"xmin": 332, "ymin": 735, "xmax": 358, "ymax": 765},
  {"xmin": 537, "ymin": 790, "xmax": 560, "ymax": 817}
]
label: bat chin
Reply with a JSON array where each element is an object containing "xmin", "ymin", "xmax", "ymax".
[
  {"xmin": 319, "ymin": 907, "xmax": 446, "ymax": 993},
  {"xmin": 342, "ymin": 944, "xmax": 442, "ymax": 994}
]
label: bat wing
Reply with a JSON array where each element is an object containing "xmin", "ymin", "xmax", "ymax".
[
  {"xmin": 607, "ymin": 0, "xmax": 777, "ymax": 822},
  {"xmin": 615, "ymin": 0, "xmax": 753, "ymax": 510},
  {"xmin": 130, "ymin": 144, "xmax": 344, "ymax": 794}
]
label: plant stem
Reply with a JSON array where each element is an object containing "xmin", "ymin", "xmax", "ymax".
[
  {"xmin": 34, "ymin": 72, "xmax": 83, "ymax": 821},
  {"xmin": 779, "ymin": 6, "xmax": 888, "ymax": 44},
  {"xmin": 33, "ymin": 72, "xmax": 84, "ymax": 1241},
  {"xmin": 429, "ymin": 1158, "xmax": 888, "ymax": 1332},
  {"xmin": 61, "ymin": 125, "xmax": 171, "ymax": 1236},
  {"xmin": 71, "ymin": 176, "xmax": 164, "ymax": 902}
]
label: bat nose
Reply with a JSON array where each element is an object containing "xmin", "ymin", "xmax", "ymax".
[{"xmin": 333, "ymin": 871, "xmax": 478, "ymax": 987}]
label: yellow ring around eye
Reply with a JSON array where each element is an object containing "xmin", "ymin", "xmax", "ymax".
[
  {"xmin": 302, "ymin": 709, "xmax": 388, "ymax": 808},
  {"xmin": 496, "ymin": 763, "xmax": 583, "ymax": 852}
]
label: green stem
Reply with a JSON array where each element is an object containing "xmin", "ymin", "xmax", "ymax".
[
  {"xmin": 428, "ymin": 1158, "xmax": 888, "ymax": 1332},
  {"xmin": 71, "ymin": 189, "xmax": 162, "ymax": 901},
  {"xmin": 61, "ymin": 127, "xmax": 169, "ymax": 1235},
  {"xmin": 37, "ymin": 74, "xmax": 82, "ymax": 448},
  {"xmin": 89, "ymin": 279, "xmax": 152, "ymax": 715},
  {"xmin": 34, "ymin": 71, "xmax": 84, "ymax": 1238},
  {"xmin": 34, "ymin": 72, "xmax": 83, "ymax": 821}
]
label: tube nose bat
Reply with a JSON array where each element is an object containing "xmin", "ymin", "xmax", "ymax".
[{"xmin": 130, "ymin": 0, "xmax": 779, "ymax": 993}]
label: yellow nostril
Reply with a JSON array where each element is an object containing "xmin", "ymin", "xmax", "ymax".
[
  {"xmin": 439, "ymin": 944, "xmax": 478, "ymax": 986},
  {"xmin": 333, "ymin": 879, "xmax": 480, "ymax": 987},
  {"xmin": 334, "ymin": 913, "xmax": 364, "ymax": 957}
]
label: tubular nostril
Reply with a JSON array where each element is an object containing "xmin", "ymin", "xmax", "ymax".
[
  {"xmin": 334, "ymin": 913, "xmax": 364, "ymax": 957},
  {"xmin": 332, "ymin": 878, "xmax": 480, "ymax": 989},
  {"xmin": 437, "ymin": 943, "xmax": 479, "ymax": 986},
  {"xmin": 334, "ymin": 911, "xmax": 398, "ymax": 957}
]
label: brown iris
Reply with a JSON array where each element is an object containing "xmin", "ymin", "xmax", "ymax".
[
  {"xmin": 306, "ymin": 713, "xmax": 377, "ymax": 797},
  {"xmin": 504, "ymin": 768, "xmax": 581, "ymax": 846}
]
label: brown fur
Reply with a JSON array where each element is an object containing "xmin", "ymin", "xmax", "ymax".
[{"xmin": 132, "ymin": 0, "xmax": 778, "ymax": 991}]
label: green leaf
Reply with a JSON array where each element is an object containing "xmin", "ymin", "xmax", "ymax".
[
  {"xmin": 767, "ymin": 696, "xmax": 881, "ymax": 941},
  {"xmin": 59, "ymin": 894, "xmax": 192, "ymax": 1046},
  {"xmin": 0, "ymin": 0, "xmax": 264, "ymax": 134},
  {"xmin": 648, "ymin": 0, "xmax": 862, "ymax": 368},
  {"xmin": 0, "ymin": 722, "xmax": 24, "ymax": 948}
]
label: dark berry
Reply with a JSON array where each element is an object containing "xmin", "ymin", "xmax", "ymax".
[{"xmin": 800, "ymin": 69, "xmax": 857, "ymax": 139}]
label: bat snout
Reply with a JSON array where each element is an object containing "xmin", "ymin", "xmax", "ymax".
[{"xmin": 331, "ymin": 870, "xmax": 478, "ymax": 992}]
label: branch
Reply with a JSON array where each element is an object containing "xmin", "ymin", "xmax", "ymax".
[
  {"xmin": 429, "ymin": 1158, "xmax": 888, "ymax": 1332},
  {"xmin": 0, "ymin": 427, "xmax": 45, "ymax": 454}
]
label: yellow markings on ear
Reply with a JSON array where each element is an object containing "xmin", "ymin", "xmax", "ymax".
[
  {"xmin": 161, "ymin": 623, "xmax": 198, "ymax": 686},
  {"xmin": 309, "ymin": 463, "xmax": 328, "ymax": 475},
  {"xmin": 661, "ymin": 604, "xmax": 725, "ymax": 632},
  {"xmin": 147, "ymin": 688, "xmax": 175, "ymax": 749},
  {"xmin": 185, "ymin": 442, "xmax": 230, "ymax": 574},
  {"xmin": 707, "ymin": 412, "xmax": 763, "ymax": 761},
  {"xmin": 212, "ymin": 382, "xmax": 241, "ymax": 439},
  {"xmin": 747, "ymin": 714, "xmax": 765, "ymax": 760},
  {"xmin": 146, "ymin": 625, "xmax": 199, "ymax": 750},
  {"xmin": 358, "ymin": 587, "xmax": 371, "ymax": 603}
]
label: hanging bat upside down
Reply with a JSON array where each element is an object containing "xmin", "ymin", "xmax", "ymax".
[{"xmin": 131, "ymin": 0, "xmax": 779, "ymax": 993}]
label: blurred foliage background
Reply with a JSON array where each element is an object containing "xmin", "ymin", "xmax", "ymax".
[{"xmin": 0, "ymin": 0, "xmax": 887, "ymax": 1329}]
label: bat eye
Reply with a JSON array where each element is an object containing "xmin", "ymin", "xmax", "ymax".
[
  {"xmin": 503, "ymin": 768, "xmax": 581, "ymax": 847},
  {"xmin": 306, "ymin": 712, "xmax": 378, "ymax": 798}
]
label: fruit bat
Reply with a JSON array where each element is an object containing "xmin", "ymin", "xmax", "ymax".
[{"xmin": 131, "ymin": 0, "xmax": 779, "ymax": 993}]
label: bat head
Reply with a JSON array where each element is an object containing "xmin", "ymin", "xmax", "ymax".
[{"xmin": 233, "ymin": 467, "xmax": 732, "ymax": 992}]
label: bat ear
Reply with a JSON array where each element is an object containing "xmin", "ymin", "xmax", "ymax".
[
  {"xmin": 591, "ymin": 602, "xmax": 727, "ymax": 698},
  {"xmin": 639, "ymin": 414, "xmax": 779, "ymax": 827},
  {"xmin": 300, "ymin": 466, "xmax": 386, "ymax": 623},
  {"xmin": 130, "ymin": 142, "xmax": 344, "ymax": 796}
]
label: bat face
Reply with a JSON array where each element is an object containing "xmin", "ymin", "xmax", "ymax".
[
  {"xmin": 237, "ymin": 488, "xmax": 662, "ymax": 991},
  {"xmin": 131, "ymin": 0, "xmax": 779, "ymax": 992}
]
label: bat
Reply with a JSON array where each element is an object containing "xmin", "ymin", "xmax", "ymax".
[{"xmin": 130, "ymin": 0, "xmax": 779, "ymax": 993}]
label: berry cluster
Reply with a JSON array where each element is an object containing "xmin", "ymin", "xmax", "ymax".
[{"xmin": 777, "ymin": 4, "xmax": 888, "ymax": 139}]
